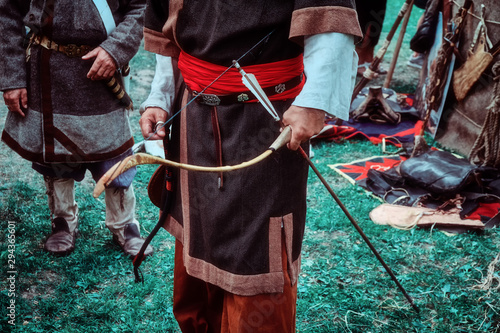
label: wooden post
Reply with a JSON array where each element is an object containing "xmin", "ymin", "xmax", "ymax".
[{"xmin": 384, "ymin": 0, "xmax": 414, "ymax": 88}]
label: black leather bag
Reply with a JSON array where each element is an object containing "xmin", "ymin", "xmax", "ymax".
[
  {"xmin": 399, "ymin": 150, "xmax": 479, "ymax": 195},
  {"xmin": 363, "ymin": 167, "xmax": 430, "ymax": 206}
]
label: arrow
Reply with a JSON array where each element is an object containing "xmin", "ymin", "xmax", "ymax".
[
  {"xmin": 233, "ymin": 59, "xmax": 420, "ymax": 313},
  {"xmin": 233, "ymin": 60, "xmax": 280, "ymax": 121}
]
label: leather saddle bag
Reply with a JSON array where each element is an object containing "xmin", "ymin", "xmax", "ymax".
[{"xmin": 399, "ymin": 150, "xmax": 479, "ymax": 195}]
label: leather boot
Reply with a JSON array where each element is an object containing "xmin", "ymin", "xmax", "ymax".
[
  {"xmin": 44, "ymin": 217, "xmax": 76, "ymax": 256},
  {"xmin": 43, "ymin": 177, "xmax": 78, "ymax": 255},
  {"xmin": 114, "ymin": 223, "xmax": 154, "ymax": 257},
  {"xmin": 105, "ymin": 185, "xmax": 153, "ymax": 256}
]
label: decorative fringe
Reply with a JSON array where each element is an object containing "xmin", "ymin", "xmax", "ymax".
[{"xmin": 469, "ymin": 62, "xmax": 500, "ymax": 168}]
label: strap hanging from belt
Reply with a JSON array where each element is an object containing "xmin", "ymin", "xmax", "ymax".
[{"xmin": 211, "ymin": 107, "xmax": 224, "ymax": 189}]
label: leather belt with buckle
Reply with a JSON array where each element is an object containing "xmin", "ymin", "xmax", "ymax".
[
  {"xmin": 31, "ymin": 35, "xmax": 94, "ymax": 58},
  {"xmin": 193, "ymin": 74, "xmax": 303, "ymax": 106}
]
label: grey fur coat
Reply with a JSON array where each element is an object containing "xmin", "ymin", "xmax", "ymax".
[{"xmin": 0, "ymin": 0, "xmax": 146, "ymax": 163}]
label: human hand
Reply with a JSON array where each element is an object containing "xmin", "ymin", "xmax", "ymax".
[
  {"xmin": 139, "ymin": 107, "xmax": 169, "ymax": 140},
  {"xmin": 3, "ymin": 88, "xmax": 28, "ymax": 117},
  {"xmin": 282, "ymin": 106, "xmax": 325, "ymax": 150},
  {"xmin": 82, "ymin": 46, "xmax": 117, "ymax": 80}
]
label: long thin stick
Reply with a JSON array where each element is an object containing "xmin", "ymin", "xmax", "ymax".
[
  {"xmin": 234, "ymin": 59, "xmax": 419, "ymax": 312},
  {"xmin": 298, "ymin": 147, "xmax": 420, "ymax": 313},
  {"xmin": 352, "ymin": 0, "xmax": 414, "ymax": 101},
  {"xmin": 384, "ymin": 0, "xmax": 414, "ymax": 88}
]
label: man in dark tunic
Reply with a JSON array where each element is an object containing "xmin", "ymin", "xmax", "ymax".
[
  {"xmin": 0, "ymin": 0, "xmax": 152, "ymax": 257},
  {"xmin": 140, "ymin": 0, "xmax": 362, "ymax": 331}
]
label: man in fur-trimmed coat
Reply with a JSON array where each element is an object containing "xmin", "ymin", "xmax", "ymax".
[{"xmin": 0, "ymin": 0, "xmax": 152, "ymax": 257}]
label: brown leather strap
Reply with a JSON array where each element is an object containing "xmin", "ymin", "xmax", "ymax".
[
  {"xmin": 31, "ymin": 35, "xmax": 94, "ymax": 58},
  {"xmin": 211, "ymin": 107, "xmax": 224, "ymax": 188}
]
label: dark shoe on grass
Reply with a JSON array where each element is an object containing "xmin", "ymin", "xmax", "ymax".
[
  {"xmin": 44, "ymin": 217, "xmax": 76, "ymax": 256},
  {"xmin": 114, "ymin": 223, "xmax": 154, "ymax": 257}
]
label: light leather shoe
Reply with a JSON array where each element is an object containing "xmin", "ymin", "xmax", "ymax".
[
  {"xmin": 44, "ymin": 217, "xmax": 76, "ymax": 256},
  {"xmin": 114, "ymin": 223, "xmax": 154, "ymax": 257}
]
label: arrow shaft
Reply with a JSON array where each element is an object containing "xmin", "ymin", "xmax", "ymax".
[
  {"xmin": 233, "ymin": 59, "xmax": 419, "ymax": 312},
  {"xmin": 298, "ymin": 147, "xmax": 419, "ymax": 312}
]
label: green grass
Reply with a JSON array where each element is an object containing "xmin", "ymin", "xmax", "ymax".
[
  {"xmin": 299, "ymin": 140, "xmax": 500, "ymax": 332},
  {"xmin": 3, "ymin": 141, "xmax": 498, "ymax": 332},
  {"xmin": 0, "ymin": 172, "xmax": 178, "ymax": 332},
  {"xmin": 1, "ymin": 1, "xmax": 500, "ymax": 332}
]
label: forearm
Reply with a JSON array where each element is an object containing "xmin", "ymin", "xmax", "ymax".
[
  {"xmin": 139, "ymin": 55, "xmax": 176, "ymax": 140},
  {"xmin": 292, "ymin": 32, "xmax": 357, "ymax": 121},
  {"xmin": 99, "ymin": 0, "xmax": 146, "ymax": 67},
  {"xmin": 139, "ymin": 55, "xmax": 175, "ymax": 115}
]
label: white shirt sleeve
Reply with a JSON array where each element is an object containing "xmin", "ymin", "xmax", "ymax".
[
  {"xmin": 292, "ymin": 32, "xmax": 358, "ymax": 121},
  {"xmin": 139, "ymin": 54, "xmax": 176, "ymax": 115}
]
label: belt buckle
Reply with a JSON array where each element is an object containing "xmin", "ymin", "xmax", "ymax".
[
  {"xmin": 196, "ymin": 92, "xmax": 221, "ymax": 106},
  {"xmin": 65, "ymin": 44, "xmax": 81, "ymax": 57}
]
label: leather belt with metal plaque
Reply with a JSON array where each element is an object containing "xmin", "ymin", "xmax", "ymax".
[
  {"xmin": 31, "ymin": 35, "xmax": 94, "ymax": 58},
  {"xmin": 193, "ymin": 74, "xmax": 303, "ymax": 106}
]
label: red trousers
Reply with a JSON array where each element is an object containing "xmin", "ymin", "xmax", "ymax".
[{"xmin": 173, "ymin": 238, "xmax": 297, "ymax": 333}]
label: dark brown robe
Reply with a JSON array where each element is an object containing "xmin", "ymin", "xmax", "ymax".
[{"xmin": 144, "ymin": 0, "xmax": 362, "ymax": 295}]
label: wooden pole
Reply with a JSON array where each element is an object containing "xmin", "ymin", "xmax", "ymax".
[
  {"xmin": 384, "ymin": 0, "xmax": 414, "ymax": 88},
  {"xmin": 351, "ymin": 0, "xmax": 414, "ymax": 101}
]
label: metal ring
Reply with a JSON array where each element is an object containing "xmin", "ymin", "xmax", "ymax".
[{"xmin": 154, "ymin": 121, "xmax": 165, "ymax": 132}]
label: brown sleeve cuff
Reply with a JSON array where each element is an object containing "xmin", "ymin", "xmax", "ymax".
[
  {"xmin": 290, "ymin": 6, "xmax": 362, "ymax": 43},
  {"xmin": 144, "ymin": 27, "xmax": 180, "ymax": 58}
]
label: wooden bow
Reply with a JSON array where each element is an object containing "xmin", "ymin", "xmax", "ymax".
[{"xmin": 93, "ymin": 126, "xmax": 292, "ymax": 197}]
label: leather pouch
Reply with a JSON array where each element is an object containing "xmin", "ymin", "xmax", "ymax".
[
  {"xmin": 399, "ymin": 150, "xmax": 478, "ymax": 195},
  {"xmin": 148, "ymin": 165, "xmax": 166, "ymax": 208}
]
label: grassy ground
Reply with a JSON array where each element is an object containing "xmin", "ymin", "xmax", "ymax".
[{"xmin": 1, "ymin": 1, "xmax": 500, "ymax": 332}]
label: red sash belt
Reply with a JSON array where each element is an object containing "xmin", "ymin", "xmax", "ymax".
[{"xmin": 178, "ymin": 51, "xmax": 305, "ymax": 102}]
